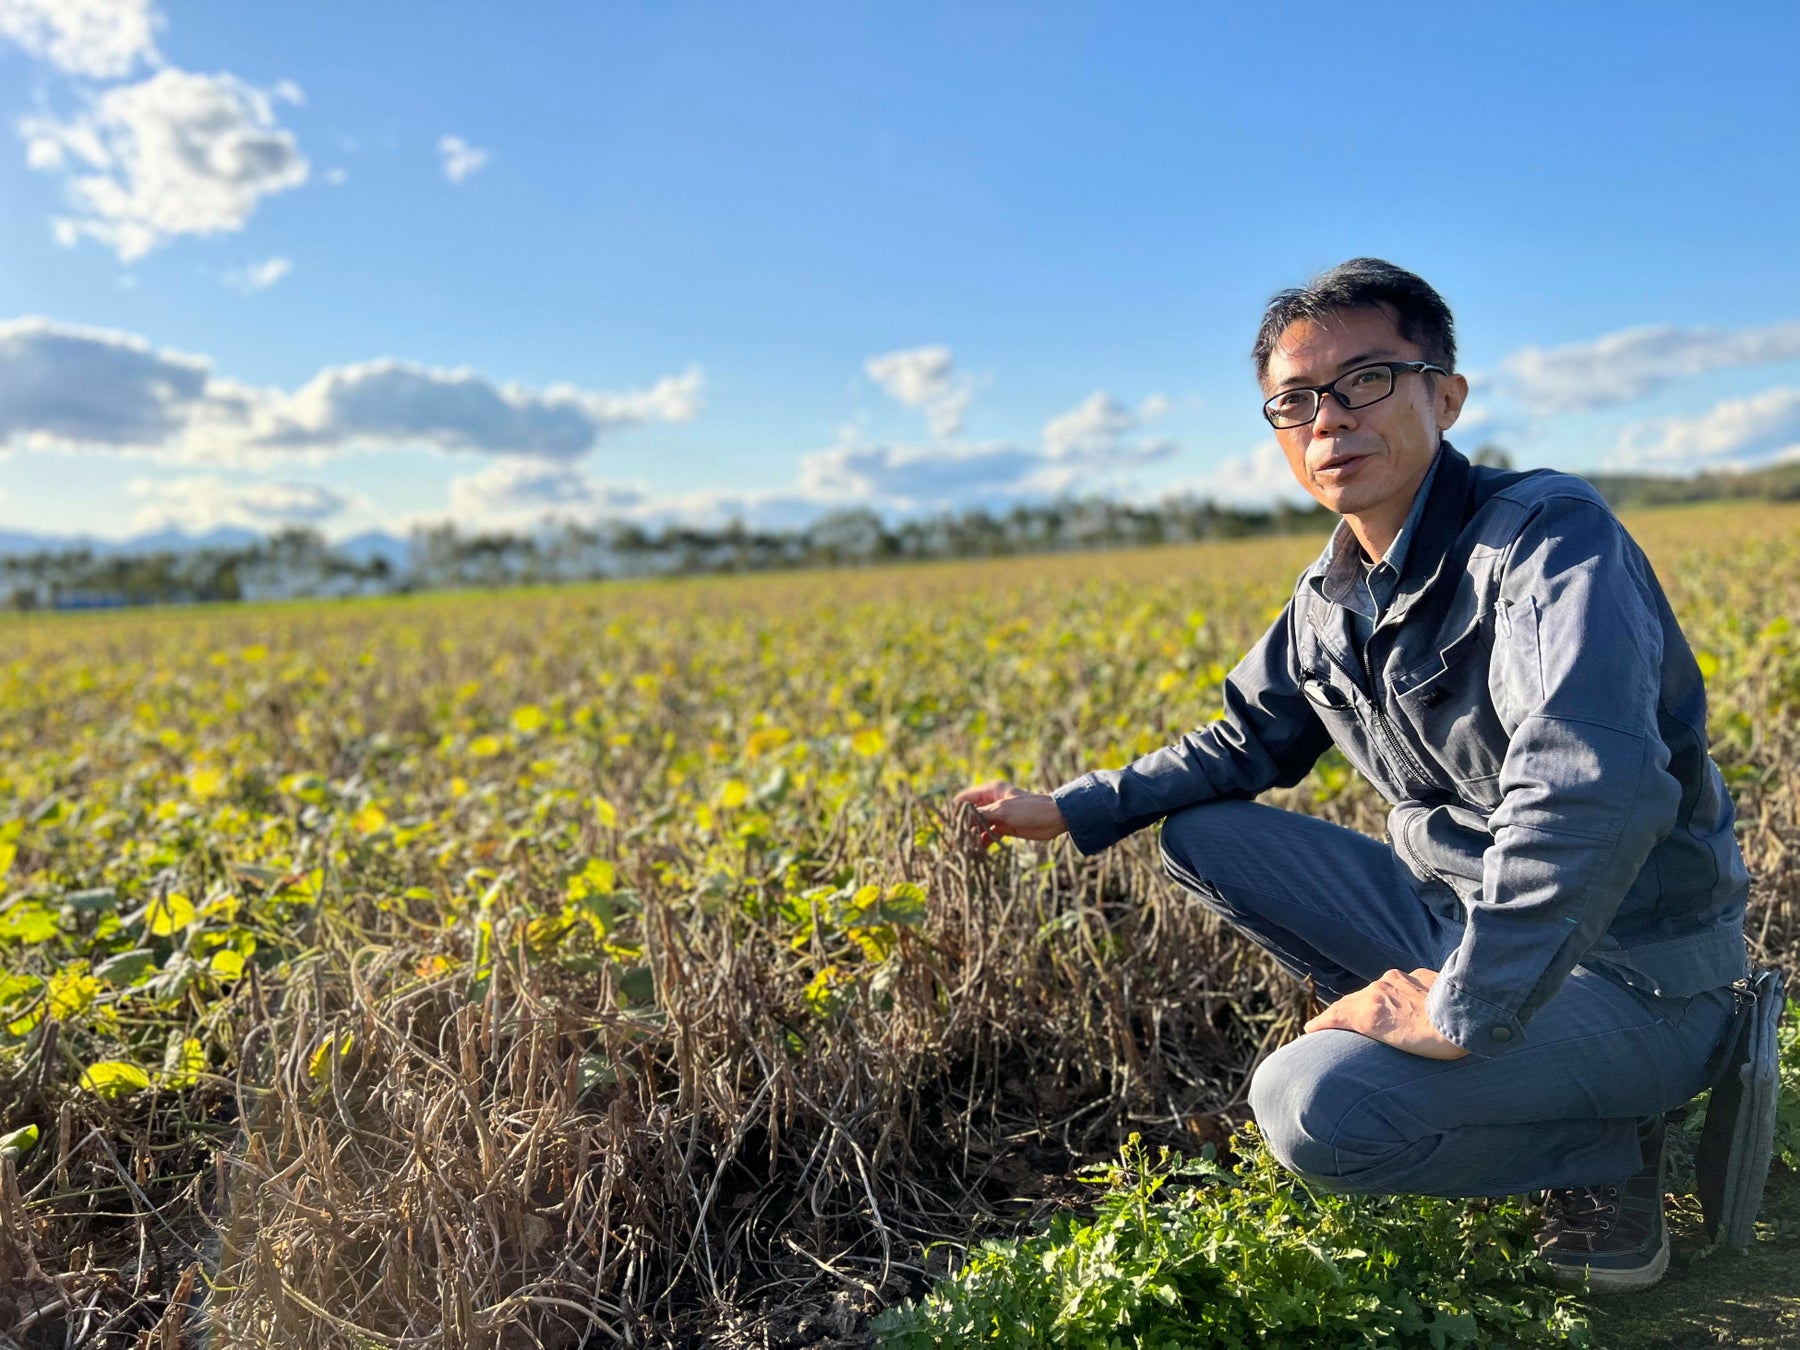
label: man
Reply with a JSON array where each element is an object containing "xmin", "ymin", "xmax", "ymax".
[{"xmin": 956, "ymin": 258, "xmax": 1750, "ymax": 1292}]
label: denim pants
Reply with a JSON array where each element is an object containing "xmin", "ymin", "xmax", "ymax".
[{"xmin": 1159, "ymin": 799, "xmax": 1739, "ymax": 1197}]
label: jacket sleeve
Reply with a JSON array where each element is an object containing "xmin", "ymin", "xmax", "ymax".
[
  {"xmin": 1426, "ymin": 495, "xmax": 1683, "ymax": 1057},
  {"xmin": 1051, "ymin": 597, "xmax": 1332, "ymax": 855}
]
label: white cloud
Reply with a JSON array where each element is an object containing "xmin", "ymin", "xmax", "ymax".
[
  {"xmin": 0, "ymin": 315, "xmax": 209, "ymax": 447},
  {"xmin": 1607, "ymin": 386, "xmax": 1800, "ymax": 471},
  {"xmin": 796, "ymin": 386, "xmax": 1177, "ymax": 510},
  {"xmin": 863, "ymin": 344, "xmax": 975, "ymax": 437},
  {"xmin": 800, "ymin": 440, "xmax": 1042, "ymax": 503},
  {"xmin": 445, "ymin": 458, "xmax": 644, "ymax": 525},
  {"xmin": 1136, "ymin": 392, "xmax": 1173, "ymax": 421},
  {"xmin": 438, "ymin": 134, "xmax": 489, "ymax": 184},
  {"xmin": 0, "ymin": 315, "xmax": 703, "ymax": 464},
  {"xmin": 324, "ymin": 166, "xmax": 346, "ymax": 186},
  {"xmin": 223, "ymin": 255, "xmax": 290, "ymax": 294},
  {"xmin": 1167, "ymin": 441, "xmax": 1312, "ymax": 508},
  {"xmin": 1043, "ymin": 390, "xmax": 1139, "ymax": 460},
  {"xmin": 21, "ymin": 67, "xmax": 309, "ymax": 261},
  {"xmin": 237, "ymin": 360, "xmax": 703, "ymax": 462},
  {"xmin": 1500, "ymin": 321, "xmax": 1800, "ymax": 414},
  {"xmin": 127, "ymin": 473, "xmax": 355, "ymax": 532},
  {"xmin": 0, "ymin": 0, "xmax": 161, "ymax": 78}
]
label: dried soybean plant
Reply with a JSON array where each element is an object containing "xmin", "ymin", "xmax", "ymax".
[{"xmin": 0, "ymin": 504, "xmax": 1796, "ymax": 1347}]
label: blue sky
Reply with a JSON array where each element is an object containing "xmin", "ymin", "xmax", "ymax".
[{"xmin": 3, "ymin": 1, "xmax": 1798, "ymax": 541}]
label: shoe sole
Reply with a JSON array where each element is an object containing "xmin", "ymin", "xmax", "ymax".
[{"xmin": 1546, "ymin": 1229, "xmax": 1670, "ymax": 1294}]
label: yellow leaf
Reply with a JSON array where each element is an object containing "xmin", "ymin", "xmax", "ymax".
[
  {"xmin": 81, "ymin": 1060, "xmax": 152, "ymax": 1099},
  {"xmin": 717, "ymin": 779, "xmax": 749, "ymax": 810},
  {"xmin": 745, "ymin": 727, "xmax": 792, "ymax": 759},
  {"xmin": 511, "ymin": 704, "xmax": 547, "ymax": 733},
  {"xmin": 163, "ymin": 1036, "xmax": 205, "ymax": 1088},
  {"xmin": 468, "ymin": 734, "xmax": 503, "ymax": 758},
  {"xmin": 592, "ymin": 795, "xmax": 618, "ymax": 829},
  {"xmin": 308, "ymin": 1030, "xmax": 355, "ymax": 1083},
  {"xmin": 352, "ymin": 804, "xmax": 388, "ymax": 835},
  {"xmin": 209, "ymin": 949, "xmax": 246, "ymax": 980},
  {"xmin": 145, "ymin": 892, "xmax": 196, "ymax": 937},
  {"xmin": 851, "ymin": 727, "xmax": 886, "ymax": 758},
  {"xmin": 186, "ymin": 766, "xmax": 225, "ymax": 799},
  {"xmin": 450, "ymin": 776, "xmax": 469, "ymax": 798},
  {"xmin": 1695, "ymin": 649, "xmax": 1720, "ymax": 681},
  {"xmin": 47, "ymin": 968, "xmax": 100, "ymax": 1020},
  {"xmin": 0, "ymin": 842, "xmax": 17, "ymax": 877}
]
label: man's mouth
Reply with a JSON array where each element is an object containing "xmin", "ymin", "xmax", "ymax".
[{"xmin": 1312, "ymin": 452, "xmax": 1371, "ymax": 478}]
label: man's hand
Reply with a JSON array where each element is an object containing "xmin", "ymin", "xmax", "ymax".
[
  {"xmin": 1302, "ymin": 968, "xmax": 1470, "ymax": 1060},
  {"xmin": 953, "ymin": 781, "xmax": 1070, "ymax": 844}
]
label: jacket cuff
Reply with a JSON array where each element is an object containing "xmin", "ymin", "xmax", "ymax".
[
  {"xmin": 1051, "ymin": 774, "xmax": 1123, "ymax": 857},
  {"xmin": 1426, "ymin": 974, "xmax": 1528, "ymax": 1059}
]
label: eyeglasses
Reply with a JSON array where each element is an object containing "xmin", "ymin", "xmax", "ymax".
[{"xmin": 1262, "ymin": 361, "xmax": 1449, "ymax": 429}]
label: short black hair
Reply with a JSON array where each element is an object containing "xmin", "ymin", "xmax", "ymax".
[{"xmin": 1252, "ymin": 258, "xmax": 1456, "ymax": 385}]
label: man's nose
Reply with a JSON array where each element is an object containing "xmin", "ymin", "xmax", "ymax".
[{"xmin": 1310, "ymin": 388, "xmax": 1356, "ymax": 435}]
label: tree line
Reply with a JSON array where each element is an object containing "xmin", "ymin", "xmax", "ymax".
[{"xmin": 6, "ymin": 449, "xmax": 1797, "ymax": 610}]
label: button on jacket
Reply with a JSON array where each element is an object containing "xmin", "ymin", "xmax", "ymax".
[{"xmin": 1052, "ymin": 442, "xmax": 1751, "ymax": 1056}]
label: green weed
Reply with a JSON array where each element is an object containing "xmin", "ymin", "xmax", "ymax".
[{"xmin": 875, "ymin": 1126, "xmax": 1590, "ymax": 1349}]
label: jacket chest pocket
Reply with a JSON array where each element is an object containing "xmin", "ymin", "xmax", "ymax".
[{"xmin": 1391, "ymin": 615, "xmax": 1507, "ymax": 796}]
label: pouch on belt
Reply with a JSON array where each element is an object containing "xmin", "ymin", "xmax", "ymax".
[{"xmin": 1696, "ymin": 966, "xmax": 1787, "ymax": 1251}]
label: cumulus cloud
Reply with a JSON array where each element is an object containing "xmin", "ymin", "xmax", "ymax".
[
  {"xmin": 0, "ymin": 315, "xmax": 209, "ymax": 447},
  {"xmin": 223, "ymin": 255, "xmax": 290, "ymax": 294},
  {"xmin": 438, "ymin": 134, "xmax": 489, "ymax": 184},
  {"xmin": 0, "ymin": 315, "xmax": 703, "ymax": 463},
  {"xmin": 0, "ymin": 0, "xmax": 160, "ymax": 78},
  {"xmin": 21, "ymin": 67, "xmax": 309, "ymax": 260},
  {"xmin": 1500, "ymin": 321, "xmax": 1800, "ymax": 414},
  {"xmin": 1607, "ymin": 386, "xmax": 1800, "ymax": 471},
  {"xmin": 1043, "ymin": 390, "xmax": 1141, "ymax": 460},
  {"xmin": 800, "ymin": 440, "xmax": 1042, "ymax": 503},
  {"xmin": 445, "ymin": 458, "xmax": 644, "ymax": 524},
  {"xmin": 864, "ymin": 345, "xmax": 975, "ymax": 437},
  {"xmin": 796, "ymin": 387, "xmax": 1177, "ymax": 510},
  {"xmin": 127, "ymin": 473, "xmax": 355, "ymax": 532},
  {"xmin": 1167, "ymin": 441, "xmax": 1312, "ymax": 508}
]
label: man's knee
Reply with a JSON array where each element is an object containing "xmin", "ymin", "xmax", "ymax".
[
  {"xmin": 1157, "ymin": 798, "xmax": 1262, "ymax": 893},
  {"xmin": 1248, "ymin": 1033, "xmax": 1410, "ymax": 1191}
]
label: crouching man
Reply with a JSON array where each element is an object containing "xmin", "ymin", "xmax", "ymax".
[{"xmin": 958, "ymin": 258, "xmax": 1749, "ymax": 1292}]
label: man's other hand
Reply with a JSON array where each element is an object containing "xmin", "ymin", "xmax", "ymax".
[
  {"xmin": 1303, "ymin": 968, "xmax": 1470, "ymax": 1061},
  {"xmin": 953, "ymin": 781, "xmax": 1070, "ymax": 844}
]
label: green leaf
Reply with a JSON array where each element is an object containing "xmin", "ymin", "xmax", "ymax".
[
  {"xmin": 95, "ymin": 949, "xmax": 158, "ymax": 985},
  {"xmin": 0, "ymin": 1124, "xmax": 38, "ymax": 1160},
  {"xmin": 615, "ymin": 965, "xmax": 655, "ymax": 1008},
  {"xmin": 575, "ymin": 1054, "xmax": 616, "ymax": 1095}
]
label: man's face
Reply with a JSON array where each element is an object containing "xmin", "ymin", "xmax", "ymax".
[{"xmin": 1261, "ymin": 306, "xmax": 1469, "ymax": 526}]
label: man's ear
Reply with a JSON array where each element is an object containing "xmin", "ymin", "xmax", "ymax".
[{"xmin": 1434, "ymin": 372, "xmax": 1471, "ymax": 433}]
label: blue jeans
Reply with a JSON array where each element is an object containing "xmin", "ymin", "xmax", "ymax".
[{"xmin": 1159, "ymin": 799, "xmax": 1739, "ymax": 1197}]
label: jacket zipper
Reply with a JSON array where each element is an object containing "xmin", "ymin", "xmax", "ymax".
[{"xmin": 1310, "ymin": 622, "xmax": 1437, "ymax": 796}]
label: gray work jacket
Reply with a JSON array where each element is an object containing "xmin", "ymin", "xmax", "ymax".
[{"xmin": 1052, "ymin": 442, "xmax": 1750, "ymax": 1057}]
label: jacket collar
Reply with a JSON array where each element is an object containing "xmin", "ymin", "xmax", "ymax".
[{"xmin": 1382, "ymin": 439, "xmax": 1470, "ymax": 628}]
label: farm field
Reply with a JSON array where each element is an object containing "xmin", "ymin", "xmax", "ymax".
[{"xmin": 2, "ymin": 500, "xmax": 1797, "ymax": 1347}]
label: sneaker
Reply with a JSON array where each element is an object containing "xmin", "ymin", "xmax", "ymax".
[{"xmin": 1535, "ymin": 1115, "xmax": 1670, "ymax": 1293}]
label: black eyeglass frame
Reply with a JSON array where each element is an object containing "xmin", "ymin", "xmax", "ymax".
[{"xmin": 1262, "ymin": 360, "xmax": 1450, "ymax": 429}]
